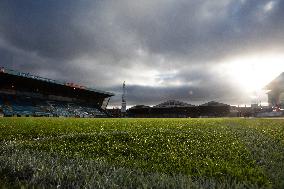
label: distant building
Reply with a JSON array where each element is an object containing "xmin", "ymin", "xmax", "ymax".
[
  {"xmin": 128, "ymin": 100, "xmax": 230, "ymax": 118},
  {"xmin": 128, "ymin": 100, "xmax": 197, "ymax": 118},
  {"xmin": 151, "ymin": 100, "xmax": 197, "ymax": 118},
  {"xmin": 265, "ymin": 72, "xmax": 284, "ymax": 108},
  {"xmin": 127, "ymin": 105, "xmax": 152, "ymax": 118},
  {"xmin": 154, "ymin": 100, "xmax": 194, "ymax": 108},
  {"xmin": 106, "ymin": 108, "xmax": 122, "ymax": 118},
  {"xmin": 199, "ymin": 101, "xmax": 230, "ymax": 117}
]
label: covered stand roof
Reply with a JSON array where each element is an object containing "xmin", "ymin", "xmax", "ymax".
[
  {"xmin": 199, "ymin": 101, "xmax": 229, "ymax": 107},
  {"xmin": 0, "ymin": 67, "xmax": 114, "ymax": 98},
  {"xmin": 265, "ymin": 72, "xmax": 284, "ymax": 91},
  {"xmin": 129, "ymin": 105, "xmax": 151, "ymax": 109},
  {"xmin": 154, "ymin": 100, "xmax": 195, "ymax": 108}
]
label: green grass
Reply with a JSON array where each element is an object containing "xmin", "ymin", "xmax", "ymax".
[{"xmin": 0, "ymin": 118, "xmax": 284, "ymax": 188}]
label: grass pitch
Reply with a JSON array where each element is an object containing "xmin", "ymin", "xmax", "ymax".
[{"xmin": 0, "ymin": 118, "xmax": 284, "ymax": 188}]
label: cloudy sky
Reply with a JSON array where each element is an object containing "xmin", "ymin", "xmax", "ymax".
[{"xmin": 1, "ymin": 0, "xmax": 284, "ymax": 107}]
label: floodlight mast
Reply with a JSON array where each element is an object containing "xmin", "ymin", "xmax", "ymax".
[{"xmin": 121, "ymin": 81, "xmax": 126, "ymax": 117}]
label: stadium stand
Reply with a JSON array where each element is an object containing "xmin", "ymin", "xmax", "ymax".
[
  {"xmin": 128, "ymin": 100, "xmax": 198, "ymax": 118},
  {"xmin": 0, "ymin": 68, "xmax": 114, "ymax": 117},
  {"xmin": 198, "ymin": 101, "xmax": 230, "ymax": 117},
  {"xmin": 127, "ymin": 100, "xmax": 230, "ymax": 118},
  {"xmin": 265, "ymin": 72, "xmax": 284, "ymax": 109},
  {"xmin": 154, "ymin": 100, "xmax": 194, "ymax": 108}
]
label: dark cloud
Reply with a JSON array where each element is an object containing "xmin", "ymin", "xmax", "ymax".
[
  {"xmin": 107, "ymin": 68, "xmax": 249, "ymax": 106},
  {"xmin": 0, "ymin": 0, "xmax": 283, "ymax": 106},
  {"xmin": 113, "ymin": 0, "xmax": 284, "ymax": 61},
  {"xmin": 0, "ymin": 0, "xmax": 110, "ymax": 60},
  {"xmin": 108, "ymin": 82, "xmax": 247, "ymax": 107}
]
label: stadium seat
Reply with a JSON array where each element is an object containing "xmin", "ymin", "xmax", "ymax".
[{"xmin": 0, "ymin": 93, "xmax": 108, "ymax": 118}]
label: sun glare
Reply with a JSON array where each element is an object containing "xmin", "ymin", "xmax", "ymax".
[{"xmin": 222, "ymin": 53, "xmax": 284, "ymax": 94}]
